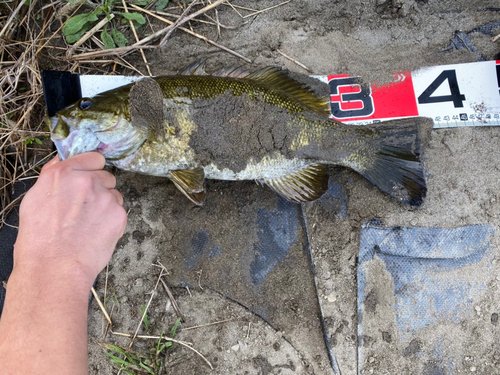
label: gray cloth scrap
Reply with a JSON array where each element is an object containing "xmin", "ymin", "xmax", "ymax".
[{"xmin": 358, "ymin": 223, "xmax": 498, "ymax": 375}]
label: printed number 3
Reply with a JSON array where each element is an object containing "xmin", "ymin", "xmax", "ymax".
[
  {"xmin": 417, "ymin": 70, "xmax": 466, "ymax": 108},
  {"xmin": 329, "ymin": 77, "xmax": 374, "ymax": 118}
]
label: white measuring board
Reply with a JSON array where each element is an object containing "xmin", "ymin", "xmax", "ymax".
[{"xmin": 80, "ymin": 60, "xmax": 500, "ymax": 128}]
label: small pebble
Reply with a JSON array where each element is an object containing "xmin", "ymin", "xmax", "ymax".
[
  {"xmin": 231, "ymin": 344, "xmax": 240, "ymax": 352},
  {"xmin": 471, "ymin": 366, "xmax": 476, "ymax": 372},
  {"xmin": 327, "ymin": 293, "xmax": 337, "ymax": 303}
]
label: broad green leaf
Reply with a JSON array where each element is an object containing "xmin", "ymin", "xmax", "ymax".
[
  {"xmin": 120, "ymin": 12, "xmax": 146, "ymax": 25},
  {"xmin": 156, "ymin": 0, "xmax": 169, "ymax": 11},
  {"xmin": 65, "ymin": 27, "xmax": 88, "ymax": 44},
  {"xmin": 133, "ymin": 0, "xmax": 150, "ymax": 5},
  {"xmin": 34, "ymin": 138, "xmax": 43, "ymax": 145},
  {"xmin": 62, "ymin": 13, "xmax": 90, "ymax": 36},
  {"xmin": 111, "ymin": 28, "xmax": 128, "ymax": 47},
  {"xmin": 101, "ymin": 28, "xmax": 116, "ymax": 49},
  {"xmin": 88, "ymin": 7, "xmax": 103, "ymax": 22}
]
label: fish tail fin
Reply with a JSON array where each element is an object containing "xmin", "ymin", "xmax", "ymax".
[{"xmin": 350, "ymin": 117, "xmax": 433, "ymax": 206}]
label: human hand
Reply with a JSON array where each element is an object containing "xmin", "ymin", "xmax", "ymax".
[{"xmin": 13, "ymin": 152, "xmax": 127, "ymax": 288}]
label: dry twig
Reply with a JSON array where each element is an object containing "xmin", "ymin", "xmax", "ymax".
[
  {"xmin": 91, "ymin": 287, "xmax": 113, "ymax": 327},
  {"xmin": 130, "ymin": 4, "xmax": 252, "ymax": 63},
  {"xmin": 121, "ymin": 0, "xmax": 152, "ymax": 76},
  {"xmin": 159, "ymin": 0, "xmax": 199, "ymax": 47},
  {"xmin": 275, "ymin": 48, "xmax": 312, "ymax": 72}
]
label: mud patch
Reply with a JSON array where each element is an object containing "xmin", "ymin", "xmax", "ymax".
[{"xmin": 189, "ymin": 91, "xmax": 301, "ymax": 172}]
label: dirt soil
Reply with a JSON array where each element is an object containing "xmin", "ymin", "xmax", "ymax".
[{"xmin": 82, "ymin": 1, "xmax": 500, "ymax": 374}]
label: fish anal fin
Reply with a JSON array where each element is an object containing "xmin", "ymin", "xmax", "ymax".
[
  {"xmin": 246, "ymin": 67, "xmax": 331, "ymax": 116},
  {"xmin": 170, "ymin": 167, "xmax": 206, "ymax": 205},
  {"xmin": 178, "ymin": 59, "xmax": 208, "ymax": 76},
  {"xmin": 263, "ymin": 164, "xmax": 329, "ymax": 203}
]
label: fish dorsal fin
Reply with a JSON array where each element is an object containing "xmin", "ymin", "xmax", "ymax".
[
  {"xmin": 129, "ymin": 78, "xmax": 165, "ymax": 139},
  {"xmin": 212, "ymin": 64, "xmax": 250, "ymax": 79},
  {"xmin": 178, "ymin": 59, "xmax": 208, "ymax": 76},
  {"xmin": 170, "ymin": 167, "xmax": 206, "ymax": 205},
  {"xmin": 262, "ymin": 164, "xmax": 329, "ymax": 203},
  {"xmin": 246, "ymin": 67, "xmax": 330, "ymax": 116}
]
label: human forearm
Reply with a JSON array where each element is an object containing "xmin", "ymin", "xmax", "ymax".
[
  {"xmin": 0, "ymin": 153, "xmax": 126, "ymax": 374},
  {"xmin": 0, "ymin": 260, "xmax": 91, "ymax": 375}
]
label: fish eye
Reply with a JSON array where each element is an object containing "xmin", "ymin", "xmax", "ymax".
[{"xmin": 78, "ymin": 98, "xmax": 93, "ymax": 110}]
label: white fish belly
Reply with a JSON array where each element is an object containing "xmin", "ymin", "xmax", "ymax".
[{"xmin": 204, "ymin": 156, "xmax": 312, "ymax": 181}]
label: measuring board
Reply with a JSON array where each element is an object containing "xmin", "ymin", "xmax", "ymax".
[{"xmin": 76, "ymin": 60, "xmax": 500, "ymax": 128}]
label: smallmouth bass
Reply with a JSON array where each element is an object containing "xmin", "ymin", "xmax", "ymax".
[{"xmin": 47, "ymin": 61, "xmax": 431, "ymax": 206}]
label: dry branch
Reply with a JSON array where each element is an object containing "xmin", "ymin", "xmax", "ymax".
[{"xmin": 130, "ymin": 4, "xmax": 252, "ymax": 63}]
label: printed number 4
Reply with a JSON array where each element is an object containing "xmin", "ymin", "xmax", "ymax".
[{"xmin": 418, "ymin": 70, "xmax": 466, "ymax": 108}]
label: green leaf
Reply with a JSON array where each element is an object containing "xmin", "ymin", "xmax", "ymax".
[
  {"xmin": 141, "ymin": 305, "xmax": 149, "ymax": 331},
  {"xmin": 139, "ymin": 362, "xmax": 155, "ymax": 375},
  {"xmin": 104, "ymin": 352, "xmax": 129, "ymax": 366},
  {"xmin": 34, "ymin": 138, "xmax": 43, "ymax": 145},
  {"xmin": 101, "ymin": 28, "xmax": 116, "ymax": 49},
  {"xmin": 88, "ymin": 7, "xmax": 103, "ymax": 22},
  {"xmin": 111, "ymin": 28, "xmax": 128, "ymax": 47},
  {"xmin": 155, "ymin": 0, "xmax": 169, "ymax": 11},
  {"xmin": 120, "ymin": 12, "xmax": 146, "ymax": 25},
  {"xmin": 65, "ymin": 27, "xmax": 87, "ymax": 44},
  {"xmin": 133, "ymin": 0, "xmax": 151, "ymax": 5},
  {"xmin": 62, "ymin": 13, "xmax": 90, "ymax": 36},
  {"xmin": 170, "ymin": 318, "xmax": 181, "ymax": 337}
]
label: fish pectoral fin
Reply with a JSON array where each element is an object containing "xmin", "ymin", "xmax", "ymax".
[
  {"xmin": 170, "ymin": 167, "xmax": 206, "ymax": 206},
  {"xmin": 129, "ymin": 78, "xmax": 165, "ymax": 139},
  {"xmin": 262, "ymin": 164, "xmax": 329, "ymax": 203}
]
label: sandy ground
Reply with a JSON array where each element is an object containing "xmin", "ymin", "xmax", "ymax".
[{"xmin": 82, "ymin": 1, "xmax": 500, "ymax": 374}]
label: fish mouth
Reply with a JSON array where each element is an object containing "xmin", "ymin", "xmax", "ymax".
[
  {"xmin": 46, "ymin": 115, "xmax": 69, "ymax": 160},
  {"xmin": 48, "ymin": 115, "xmax": 101, "ymax": 161}
]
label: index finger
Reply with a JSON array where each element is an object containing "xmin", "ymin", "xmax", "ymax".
[{"xmin": 63, "ymin": 152, "xmax": 106, "ymax": 172}]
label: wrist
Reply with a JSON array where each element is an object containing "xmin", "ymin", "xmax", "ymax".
[
  {"xmin": 12, "ymin": 241, "xmax": 99, "ymax": 289},
  {"xmin": 10, "ymin": 256, "xmax": 94, "ymax": 300}
]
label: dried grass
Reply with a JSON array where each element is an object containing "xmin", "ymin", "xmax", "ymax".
[{"xmin": 0, "ymin": 0, "xmax": 55, "ymax": 228}]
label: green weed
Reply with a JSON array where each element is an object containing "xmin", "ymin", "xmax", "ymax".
[
  {"xmin": 24, "ymin": 137, "xmax": 43, "ymax": 146},
  {"xmin": 62, "ymin": 0, "xmax": 168, "ymax": 48},
  {"xmin": 102, "ymin": 318, "xmax": 182, "ymax": 374}
]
